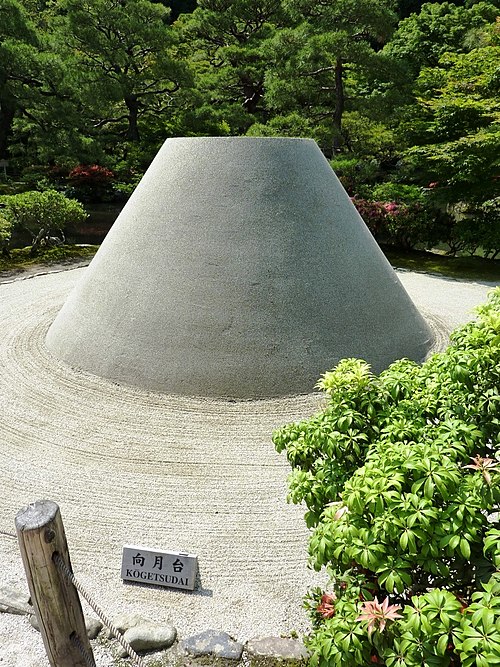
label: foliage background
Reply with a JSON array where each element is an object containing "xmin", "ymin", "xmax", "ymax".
[{"xmin": 0, "ymin": 0, "xmax": 498, "ymax": 257}]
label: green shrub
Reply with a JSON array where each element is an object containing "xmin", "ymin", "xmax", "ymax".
[
  {"xmin": 19, "ymin": 165, "xmax": 56, "ymax": 192},
  {"xmin": 274, "ymin": 287, "xmax": 500, "ymax": 666},
  {"xmin": 330, "ymin": 157, "xmax": 380, "ymax": 197},
  {"xmin": 478, "ymin": 197, "xmax": 500, "ymax": 260},
  {"xmin": 457, "ymin": 198, "xmax": 500, "ymax": 260},
  {"xmin": 383, "ymin": 200, "xmax": 446, "ymax": 251},
  {"xmin": 370, "ymin": 183, "xmax": 425, "ymax": 205},
  {"xmin": 0, "ymin": 215, "xmax": 13, "ymax": 254},
  {"xmin": 0, "ymin": 189, "xmax": 87, "ymax": 253},
  {"xmin": 436, "ymin": 198, "xmax": 500, "ymax": 258}
]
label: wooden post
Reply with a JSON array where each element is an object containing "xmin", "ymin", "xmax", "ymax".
[{"xmin": 15, "ymin": 500, "xmax": 95, "ymax": 667}]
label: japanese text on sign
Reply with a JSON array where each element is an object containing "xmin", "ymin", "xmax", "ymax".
[{"xmin": 121, "ymin": 545, "xmax": 198, "ymax": 591}]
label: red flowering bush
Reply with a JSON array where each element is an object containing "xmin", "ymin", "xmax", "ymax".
[
  {"xmin": 351, "ymin": 196, "xmax": 443, "ymax": 250},
  {"xmin": 68, "ymin": 164, "xmax": 114, "ymax": 186},
  {"xmin": 66, "ymin": 164, "xmax": 116, "ymax": 203},
  {"xmin": 351, "ymin": 197, "xmax": 388, "ymax": 239}
]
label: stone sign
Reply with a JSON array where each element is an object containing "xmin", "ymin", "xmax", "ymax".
[{"xmin": 121, "ymin": 545, "xmax": 198, "ymax": 591}]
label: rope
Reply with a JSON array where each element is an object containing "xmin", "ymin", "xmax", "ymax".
[
  {"xmin": 53, "ymin": 553, "xmax": 147, "ymax": 667},
  {"xmin": 0, "ymin": 529, "xmax": 17, "ymax": 539}
]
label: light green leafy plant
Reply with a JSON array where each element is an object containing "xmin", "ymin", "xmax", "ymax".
[{"xmin": 274, "ymin": 287, "xmax": 500, "ymax": 666}]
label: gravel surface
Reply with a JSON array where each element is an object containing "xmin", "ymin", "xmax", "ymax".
[{"xmin": 0, "ymin": 266, "xmax": 498, "ymax": 666}]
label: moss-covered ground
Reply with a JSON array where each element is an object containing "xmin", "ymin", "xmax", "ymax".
[
  {"xmin": 383, "ymin": 247, "xmax": 500, "ymax": 282},
  {"xmin": 0, "ymin": 245, "xmax": 98, "ymax": 274}
]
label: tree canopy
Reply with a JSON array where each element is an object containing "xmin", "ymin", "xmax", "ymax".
[{"xmin": 0, "ymin": 0, "xmax": 498, "ymax": 258}]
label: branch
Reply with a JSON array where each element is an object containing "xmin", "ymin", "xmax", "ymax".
[
  {"xmin": 19, "ymin": 108, "xmax": 47, "ymax": 131},
  {"xmin": 136, "ymin": 82, "xmax": 180, "ymax": 97},
  {"xmin": 352, "ymin": 30, "xmax": 372, "ymax": 42},
  {"xmin": 93, "ymin": 115, "xmax": 129, "ymax": 128},
  {"xmin": 300, "ymin": 66, "xmax": 336, "ymax": 77},
  {"xmin": 8, "ymin": 75, "xmax": 66, "ymax": 99}
]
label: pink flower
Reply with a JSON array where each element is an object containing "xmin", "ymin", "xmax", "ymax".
[
  {"xmin": 317, "ymin": 593, "xmax": 336, "ymax": 619},
  {"xmin": 333, "ymin": 505, "xmax": 349, "ymax": 521},
  {"xmin": 327, "ymin": 502, "xmax": 349, "ymax": 520},
  {"xmin": 463, "ymin": 455, "xmax": 499, "ymax": 485},
  {"xmin": 384, "ymin": 202, "xmax": 398, "ymax": 213},
  {"xmin": 356, "ymin": 597, "xmax": 402, "ymax": 636}
]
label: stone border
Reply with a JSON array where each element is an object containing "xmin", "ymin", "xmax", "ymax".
[{"xmin": 1, "ymin": 586, "xmax": 308, "ymax": 666}]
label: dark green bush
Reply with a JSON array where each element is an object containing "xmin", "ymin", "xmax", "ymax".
[
  {"xmin": 330, "ymin": 157, "xmax": 380, "ymax": 197},
  {"xmin": 0, "ymin": 215, "xmax": 13, "ymax": 254},
  {"xmin": 274, "ymin": 287, "xmax": 500, "ymax": 666}
]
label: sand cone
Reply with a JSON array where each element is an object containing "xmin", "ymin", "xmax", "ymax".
[{"xmin": 46, "ymin": 137, "xmax": 433, "ymax": 398}]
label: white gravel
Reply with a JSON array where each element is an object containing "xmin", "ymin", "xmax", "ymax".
[{"xmin": 0, "ymin": 266, "xmax": 498, "ymax": 666}]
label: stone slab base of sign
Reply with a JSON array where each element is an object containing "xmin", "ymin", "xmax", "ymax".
[
  {"xmin": 0, "ymin": 584, "xmax": 32, "ymax": 616},
  {"xmin": 181, "ymin": 629, "xmax": 244, "ymax": 660},
  {"xmin": 106, "ymin": 612, "xmax": 150, "ymax": 639},
  {"xmin": 85, "ymin": 616, "xmax": 104, "ymax": 640}
]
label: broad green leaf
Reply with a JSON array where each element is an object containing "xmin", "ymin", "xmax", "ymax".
[
  {"xmin": 437, "ymin": 633, "xmax": 449, "ymax": 656},
  {"xmin": 460, "ymin": 538, "xmax": 471, "ymax": 559},
  {"xmin": 424, "ymin": 477, "xmax": 435, "ymax": 499}
]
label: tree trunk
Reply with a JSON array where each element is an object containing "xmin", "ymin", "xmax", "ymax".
[
  {"xmin": 124, "ymin": 94, "xmax": 140, "ymax": 142},
  {"xmin": 332, "ymin": 57, "xmax": 344, "ymax": 154},
  {"xmin": 0, "ymin": 96, "xmax": 16, "ymax": 158},
  {"xmin": 241, "ymin": 78, "xmax": 263, "ymax": 115},
  {"xmin": 30, "ymin": 226, "xmax": 49, "ymax": 256}
]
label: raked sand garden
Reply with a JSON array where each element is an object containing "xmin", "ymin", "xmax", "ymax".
[{"xmin": 0, "ymin": 265, "xmax": 498, "ymax": 666}]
